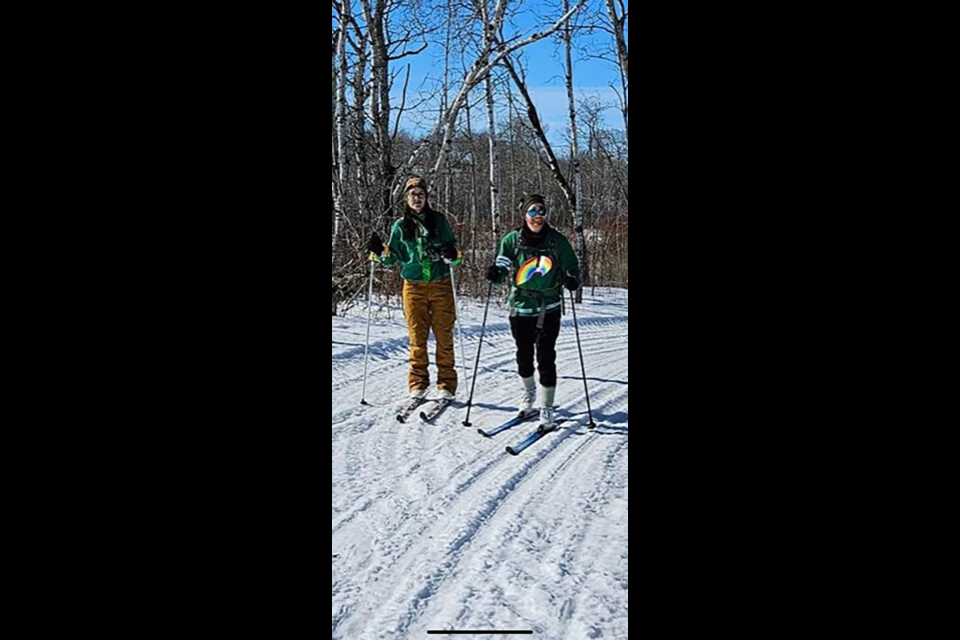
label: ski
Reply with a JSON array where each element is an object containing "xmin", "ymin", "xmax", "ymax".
[
  {"xmin": 420, "ymin": 398, "xmax": 454, "ymax": 423},
  {"xmin": 478, "ymin": 411, "xmax": 538, "ymax": 438},
  {"xmin": 506, "ymin": 419, "xmax": 569, "ymax": 456},
  {"xmin": 397, "ymin": 396, "xmax": 427, "ymax": 423}
]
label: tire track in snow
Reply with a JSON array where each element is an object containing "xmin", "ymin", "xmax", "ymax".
[
  {"xmin": 561, "ymin": 445, "xmax": 629, "ymax": 640},
  {"xmin": 331, "ymin": 309, "xmax": 627, "ymax": 494},
  {"xmin": 406, "ymin": 390, "xmax": 629, "ymax": 636},
  {"xmin": 332, "ymin": 295, "xmax": 628, "ymax": 640},
  {"xmin": 348, "ymin": 384, "xmax": 628, "ymax": 639},
  {"xmin": 331, "ymin": 321, "xmax": 627, "ymax": 550},
  {"xmin": 331, "ymin": 314, "xmax": 626, "ymax": 410},
  {"xmin": 331, "ymin": 314, "xmax": 627, "ymax": 562}
]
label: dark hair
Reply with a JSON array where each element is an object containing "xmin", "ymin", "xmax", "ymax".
[{"xmin": 403, "ymin": 205, "xmax": 437, "ymax": 238}]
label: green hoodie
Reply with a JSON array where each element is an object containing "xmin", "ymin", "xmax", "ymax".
[
  {"xmin": 379, "ymin": 210, "xmax": 462, "ymax": 282},
  {"xmin": 493, "ymin": 225, "xmax": 581, "ymax": 316}
]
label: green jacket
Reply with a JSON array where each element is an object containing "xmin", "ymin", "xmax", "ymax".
[
  {"xmin": 493, "ymin": 225, "xmax": 581, "ymax": 316},
  {"xmin": 379, "ymin": 210, "xmax": 462, "ymax": 282}
]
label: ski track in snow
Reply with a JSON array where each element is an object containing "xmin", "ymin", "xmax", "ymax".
[{"xmin": 332, "ymin": 289, "xmax": 628, "ymax": 639}]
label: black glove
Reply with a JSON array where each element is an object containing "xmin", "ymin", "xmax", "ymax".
[
  {"xmin": 367, "ymin": 233, "xmax": 384, "ymax": 256},
  {"xmin": 441, "ymin": 243, "xmax": 459, "ymax": 260},
  {"xmin": 485, "ymin": 265, "xmax": 502, "ymax": 282},
  {"xmin": 563, "ymin": 275, "xmax": 579, "ymax": 291}
]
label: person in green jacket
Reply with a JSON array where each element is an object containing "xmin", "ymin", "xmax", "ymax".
[
  {"xmin": 367, "ymin": 177, "xmax": 463, "ymax": 402},
  {"xmin": 485, "ymin": 194, "xmax": 581, "ymax": 430}
]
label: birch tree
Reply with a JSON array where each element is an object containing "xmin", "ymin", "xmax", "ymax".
[
  {"xmin": 397, "ymin": 0, "xmax": 589, "ymax": 192},
  {"xmin": 333, "ymin": 1, "xmax": 351, "ymax": 252},
  {"xmin": 605, "ymin": 0, "xmax": 628, "ymax": 138},
  {"xmin": 563, "ymin": 0, "xmax": 587, "ymax": 300}
]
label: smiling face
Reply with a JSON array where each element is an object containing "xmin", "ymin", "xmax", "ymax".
[
  {"xmin": 525, "ymin": 203, "xmax": 547, "ymax": 232},
  {"xmin": 406, "ymin": 188, "xmax": 427, "ymax": 213}
]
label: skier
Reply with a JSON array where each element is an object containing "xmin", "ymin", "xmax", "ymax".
[
  {"xmin": 485, "ymin": 194, "xmax": 581, "ymax": 431},
  {"xmin": 367, "ymin": 177, "xmax": 463, "ymax": 417}
]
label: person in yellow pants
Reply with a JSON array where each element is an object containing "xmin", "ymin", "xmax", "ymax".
[{"xmin": 367, "ymin": 177, "xmax": 463, "ymax": 401}]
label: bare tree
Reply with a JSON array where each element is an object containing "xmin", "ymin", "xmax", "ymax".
[
  {"xmin": 350, "ymin": 12, "xmax": 371, "ymax": 231},
  {"xmin": 331, "ymin": 0, "xmax": 628, "ymax": 314},
  {"xmin": 463, "ymin": 93, "xmax": 480, "ymax": 260},
  {"xmin": 605, "ymin": 0, "xmax": 629, "ymax": 138},
  {"xmin": 360, "ymin": 0, "xmax": 429, "ymax": 222},
  {"xmin": 397, "ymin": 0, "xmax": 589, "ymax": 188},
  {"xmin": 333, "ymin": 1, "xmax": 351, "ymax": 252},
  {"xmin": 440, "ymin": 6, "xmax": 454, "ymax": 213},
  {"xmin": 478, "ymin": 2, "xmax": 503, "ymax": 240},
  {"xmin": 563, "ymin": 0, "xmax": 587, "ymax": 301}
]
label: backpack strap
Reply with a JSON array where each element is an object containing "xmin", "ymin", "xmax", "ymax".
[{"xmin": 515, "ymin": 227, "xmax": 559, "ymax": 265}]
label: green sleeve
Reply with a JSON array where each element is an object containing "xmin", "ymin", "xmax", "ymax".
[
  {"xmin": 380, "ymin": 220, "xmax": 405, "ymax": 267},
  {"xmin": 494, "ymin": 232, "xmax": 519, "ymax": 285}
]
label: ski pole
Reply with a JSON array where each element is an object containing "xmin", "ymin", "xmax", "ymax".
[
  {"xmin": 360, "ymin": 258, "xmax": 375, "ymax": 405},
  {"xmin": 462, "ymin": 282, "xmax": 493, "ymax": 427},
  {"xmin": 569, "ymin": 288, "xmax": 597, "ymax": 429},
  {"xmin": 449, "ymin": 264, "xmax": 469, "ymax": 391}
]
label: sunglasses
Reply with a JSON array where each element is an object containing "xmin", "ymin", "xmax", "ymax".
[{"xmin": 527, "ymin": 206, "xmax": 548, "ymax": 218}]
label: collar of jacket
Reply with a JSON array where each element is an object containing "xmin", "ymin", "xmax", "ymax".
[{"xmin": 520, "ymin": 222, "xmax": 550, "ymax": 247}]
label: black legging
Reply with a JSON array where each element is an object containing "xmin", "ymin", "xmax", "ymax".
[{"xmin": 510, "ymin": 311, "xmax": 562, "ymax": 387}]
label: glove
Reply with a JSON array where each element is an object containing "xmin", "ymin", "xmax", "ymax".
[
  {"xmin": 485, "ymin": 265, "xmax": 502, "ymax": 282},
  {"xmin": 367, "ymin": 233, "xmax": 384, "ymax": 256},
  {"xmin": 563, "ymin": 275, "xmax": 579, "ymax": 291},
  {"xmin": 441, "ymin": 244, "xmax": 459, "ymax": 260}
]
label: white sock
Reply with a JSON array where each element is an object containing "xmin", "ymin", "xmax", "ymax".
[{"xmin": 540, "ymin": 385, "xmax": 556, "ymax": 408}]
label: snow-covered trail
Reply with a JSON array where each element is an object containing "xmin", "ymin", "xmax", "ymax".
[{"xmin": 332, "ymin": 288, "xmax": 629, "ymax": 639}]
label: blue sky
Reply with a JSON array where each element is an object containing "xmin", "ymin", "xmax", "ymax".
[{"xmin": 389, "ymin": 0, "xmax": 627, "ymax": 148}]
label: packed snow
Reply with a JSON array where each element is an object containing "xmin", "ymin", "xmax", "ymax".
[{"xmin": 332, "ymin": 287, "xmax": 629, "ymax": 639}]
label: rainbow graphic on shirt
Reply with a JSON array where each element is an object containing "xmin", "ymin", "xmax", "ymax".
[{"xmin": 515, "ymin": 256, "xmax": 554, "ymax": 285}]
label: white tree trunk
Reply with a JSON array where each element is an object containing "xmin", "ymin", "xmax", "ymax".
[
  {"xmin": 352, "ymin": 26, "xmax": 369, "ymax": 230},
  {"xmin": 564, "ymin": 0, "xmax": 587, "ymax": 301},
  {"xmin": 605, "ymin": 0, "xmax": 629, "ymax": 139},
  {"xmin": 485, "ymin": 73, "xmax": 501, "ymax": 239},
  {"xmin": 334, "ymin": 2, "xmax": 352, "ymax": 251},
  {"xmin": 332, "ymin": 30, "xmax": 339, "ymax": 247},
  {"xmin": 441, "ymin": 9, "xmax": 453, "ymax": 214},
  {"xmin": 361, "ymin": 0, "xmax": 394, "ymax": 220},
  {"xmin": 465, "ymin": 95, "xmax": 480, "ymax": 260}
]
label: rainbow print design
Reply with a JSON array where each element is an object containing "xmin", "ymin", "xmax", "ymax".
[{"xmin": 515, "ymin": 256, "xmax": 554, "ymax": 285}]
